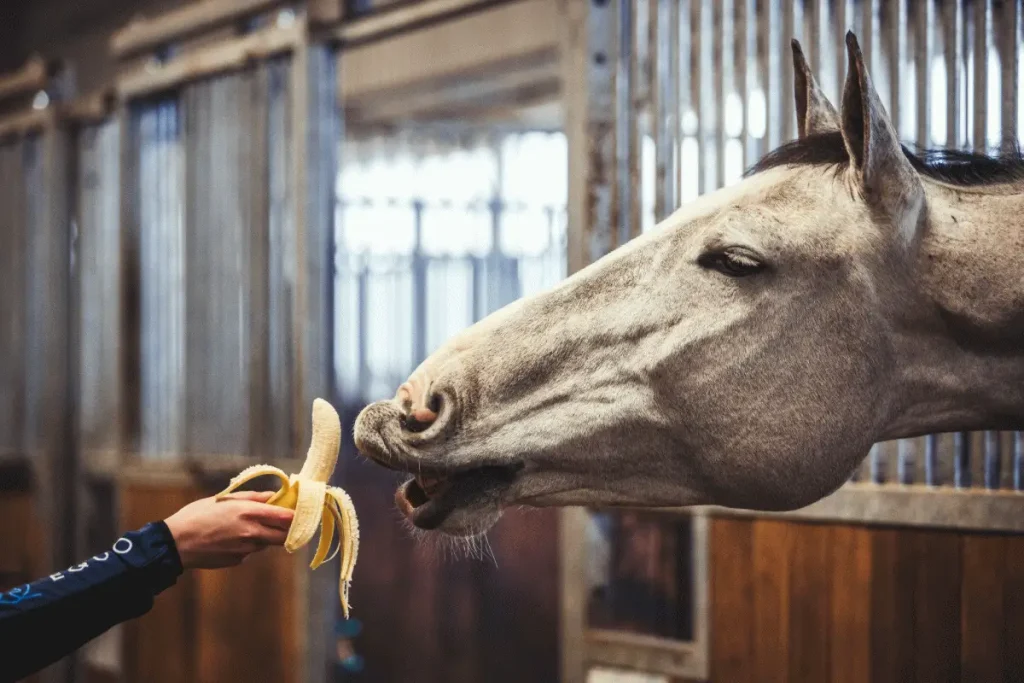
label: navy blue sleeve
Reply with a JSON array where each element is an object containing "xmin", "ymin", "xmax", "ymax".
[{"xmin": 0, "ymin": 521, "xmax": 184, "ymax": 682}]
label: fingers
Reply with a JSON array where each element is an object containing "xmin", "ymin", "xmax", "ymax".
[
  {"xmin": 248, "ymin": 525, "xmax": 290, "ymax": 546},
  {"xmin": 240, "ymin": 502, "xmax": 295, "ymax": 532},
  {"xmin": 234, "ymin": 516, "xmax": 290, "ymax": 548},
  {"xmin": 220, "ymin": 490, "xmax": 277, "ymax": 503}
]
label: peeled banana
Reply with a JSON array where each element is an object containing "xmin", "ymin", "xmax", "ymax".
[{"xmin": 216, "ymin": 398, "xmax": 360, "ymax": 618}]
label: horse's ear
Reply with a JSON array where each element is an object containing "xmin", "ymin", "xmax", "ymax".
[
  {"xmin": 840, "ymin": 31, "xmax": 925, "ymax": 246},
  {"xmin": 791, "ymin": 39, "xmax": 839, "ymax": 137}
]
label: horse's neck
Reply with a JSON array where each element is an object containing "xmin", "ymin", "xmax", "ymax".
[
  {"xmin": 883, "ymin": 182, "xmax": 1024, "ymax": 439},
  {"xmin": 919, "ymin": 182, "xmax": 1024, "ymax": 348}
]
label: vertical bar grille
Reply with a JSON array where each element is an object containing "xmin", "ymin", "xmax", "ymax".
[{"xmin": 609, "ymin": 0, "xmax": 1024, "ymax": 492}]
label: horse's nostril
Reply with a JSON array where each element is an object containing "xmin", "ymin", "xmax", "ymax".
[
  {"xmin": 405, "ymin": 395, "xmax": 441, "ymax": 433},
  {"xmin": 405, "ymin": 414, "xmax": 433, "ymax": 433}
]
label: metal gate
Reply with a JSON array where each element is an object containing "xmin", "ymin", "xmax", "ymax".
[
  {"xmin": 75, "ymin": 117, "xmax": 121, "ymax": 460},
  {"xmin": 121, "ymin": 60, "xmax": 298, "ymax": 461},
  {"xmin": 104, "ymin": 8, "xmax": 340, "ymax": 678},
  {"xmin": 560, "ymin": 1, "xmax": 1024, "ymax": 681}
]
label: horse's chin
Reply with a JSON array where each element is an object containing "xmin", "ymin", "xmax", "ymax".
[{"xmin": 393, "ymin": 464, "xmax": 520, "ymax": 536}]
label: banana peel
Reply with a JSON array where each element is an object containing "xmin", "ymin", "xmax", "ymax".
[{"xmin": 216, "ymin": 398, "xmax": 360, "ymax": 618}]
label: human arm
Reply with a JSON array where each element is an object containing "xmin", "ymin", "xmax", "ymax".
[{"xmin": 0, "ymin": 491, "xmax": 292, "ymax": 681}]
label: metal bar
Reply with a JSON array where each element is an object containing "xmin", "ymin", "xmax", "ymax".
[
  {"xmin": 298, "ymin": 42, "xmax": 337, "ymax": 683},
  {"xmin": 860, "ymin": 0, "xmax": 876, "ymax": 74},
  {"xmin": 955, "ymin": 430, "xmax": 971, "ymax": 488},
  {"xmin": 985, "ymin": 429, "xmax": 1001, "ymax": 489},
  {"xmin": 668, "ymin": 0, "xmax": 680, "ymax": 209},
  {"xmin": 248, "ymin": 64, "xmax": 270, "ymax": 460},
  {"xmin": 145, "ymin": 103, "xmax": 158, "ymax": 457},
  {"xmin": 973, "ymin": 0, "xmax": 990, "ymax": 152},
  {"xmin": 869, "ymin": 443, "xmax": 884, "ymax": 484},
  {"xmin": 887, "ymin": 0, "xmax": 906, "ymax": 136},
  {"xmin": 329, "ymin": 0, "xmax": 510, "ymax": 47},
  {"xmin": 898, "ymin": 438, "xmax": 914, "ymax": 486},
  {"xmin": 835, "ymin": 0, "xmax": 850, "ymax": 111},
  {"xmin": 110, "ymin": 0, "xmax": 285, "ymax": 59},
  {"xmin": 925, "ymin": 433, "xmax": 938, "ymax": 486},
  {"xmin": 702, "ymin": 483, "xmax": 1024, "ymax": 534},
  {"xmin": 117, "ymin": 24, "xmax": 301, "ymax": 103},
  {"xmin": 694, "ymin": 0, "xmax": 707, "ymax": 194},
  {"xmin": 172, "ymin": 97, "xmax": 186, "ymax": 456},
  {"xmin": 154, "ymin": 100, "xmax": 166, "ymax": 456},
  {"xmin": 713, "ymin": 0, "xmax": 727, "ymax": 188},
  {"xmin": 780, "ymin": 0, "xmax": 794, "ymax": 142},
  {"xmin": 678, "ymin": 0, "xmax": 694, "ymax": 201},
  {"xmin": 753, "ymin": 0, "xmax": 769, "ymax": 162},
  {"xmin": 800, "ymin": 0, "xmax": 814, "ymax": 73},
  {"xmin": 161, "ymin": 98, "xmax": 174, "ymax": 456},
  {"xmin": 225, "ymin": 72, "xmax": 242, "ymax": 453},
  {"xmin": 212, "ymin": 75, "xmax": 227, "ymax": 453},
  {"xmin": 614, "ymin": 0, "xmax": 632, "ymax": 247},
  {"xmin": 561, "ymin": 0, "xmax": 615, "ymax": 276},
  {"xmin": 138, "ymin": 105, "xmax": 153, "ymax": 456},
  {"xmin": 117, "ymin": 106, "xmax": 138, "ymax": 455},
  {"xmin": 652, "ymin": 0, "xmax": 679, "ymax": 219},
  {"xmin": 737, "ymin": 0, "xmax": 752, "ymax": 168},
  {"xmin": 266, "ymin": 56, "xmax": 291, "ymax": 456},
  {"xmin": 627, "ymin": 0, "xmax": 643, "ymax": 241},
  {"xmin": 943, "ymin": 0, "xmax": 964, "ymax": 147},
  {"xmin": 182, "ymin": 82, "xmax": 197, "ymax": 455},
  {"xmin": 1016, "ymin": 431, "xmax": 1024, "ymax": 491},
  {"xmin": 149, "ymin": 101, "xmax": 159, "ymax": 456},
  {"xmin": 914, "ymin": 0, "xmax": 932, "ymax": 147},
  {"xmin": 997, "ymin": 0, "xmax": 1019, "ymax": 153},
  {"xmin": 413, "ymin": 201, "xmax": 427, "ymax": 364},
  {"xmin": 199, "ymin": 76, "xmax": 213, "ymax": 453},
  {"xmin": 560, "ymin": 0, "xmax": 626, "ymax": 680}
]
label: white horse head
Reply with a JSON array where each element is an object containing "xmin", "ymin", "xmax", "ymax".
[{"xmin": 355, "ymin": 33, "xmax": 1024, "ymax": 536}]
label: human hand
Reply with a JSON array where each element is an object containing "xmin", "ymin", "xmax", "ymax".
[{"xmin": 164, "ymin": 491, "xmax": 295, "ymax": 570}]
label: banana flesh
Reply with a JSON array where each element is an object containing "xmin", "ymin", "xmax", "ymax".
[{"xmin": 216, "ymin": 398, "xmax": 360, "ymax": 618}]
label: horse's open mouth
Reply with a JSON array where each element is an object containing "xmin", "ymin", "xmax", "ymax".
[{"xmin": 394, "ymin": 464, "xmax": 522, "ymax": 530}]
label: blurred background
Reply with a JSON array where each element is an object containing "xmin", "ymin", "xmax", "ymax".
[{"xmin": 1, "ymin": 1, "xmax": 1024, "ymax": 682}]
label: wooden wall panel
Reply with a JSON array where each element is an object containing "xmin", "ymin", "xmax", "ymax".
[
  {"xmin": 195, "ymin": 544, "xmax": 299, "ymax": 683},
  {"xmin": 0, "ymin": 493, "xmax": 41, "ymax": 590},
  {"xmin": 0, "ymin": 492, "xmax": 42, "ymax": 683},
  {"xmin": 829, "ymin": 527, "xmax": 871, "ymax": 683},
  {"xmin": 118, "ymin": 481, "xmax": 302, "ymax": 683},
  {"xmin": 708, "ymin": 517, "xmax": 1024, "ymax": 683},
  {"xmin": 751, "ymin": 520, "xmax": 792, "ymax": 683},
  {"xmin": 339, "ymin": 421, "xmax": 559, "ymax": 683},
  {"xmin": 120, "ymin": 484, "xmax": 199, "ymax": 683},
  {"xmin": 960, "ymin": 537, "xmax": 1006, "ymax": 683},
  {"xmin": 708, "ymin": 517, "xmax": 753, "ymax": 683},
  {"xmin": 787, "ymin": 523, "xmax": 831, "ymax": 683},
  {"xmin": 1003, "ymin": 545, "xmax": 1024, "ymax": 682},
  {"xmin": 912, "ymin": 532, "xmax": 962, "ymax": 683},
  {"xmin": 868, "ymin": 529, "xmax": 915, "ymax": 683}
]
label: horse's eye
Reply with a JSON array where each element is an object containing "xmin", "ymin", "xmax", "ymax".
[{"xmin": 699, "ymin": 248, "xmax": 765, "ymax": 277}]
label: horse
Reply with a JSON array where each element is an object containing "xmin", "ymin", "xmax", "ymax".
[{"xmin": 354, "ymin": 32, "xmax": 1024, "ymax": 537}]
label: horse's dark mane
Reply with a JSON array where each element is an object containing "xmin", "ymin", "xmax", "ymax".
[{"xmin": 746, "ymin": 130, "xmax": 1024, "ymax": 186}]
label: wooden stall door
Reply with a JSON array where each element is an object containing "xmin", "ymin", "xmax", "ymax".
[
  {"xmin": 709, "ymin": 516, "xmax": 1024, "ymax": 683},
  {"xmin": 338, "ymin": 408, "xmax": 561, "ymax": 683},
  {"xmin": 118, "ymin": 481, "xmax": 300, "ymax": 683},
  {"xmin": 0, "ymin": 489, "xmax": 44, "ymax": 683}
]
